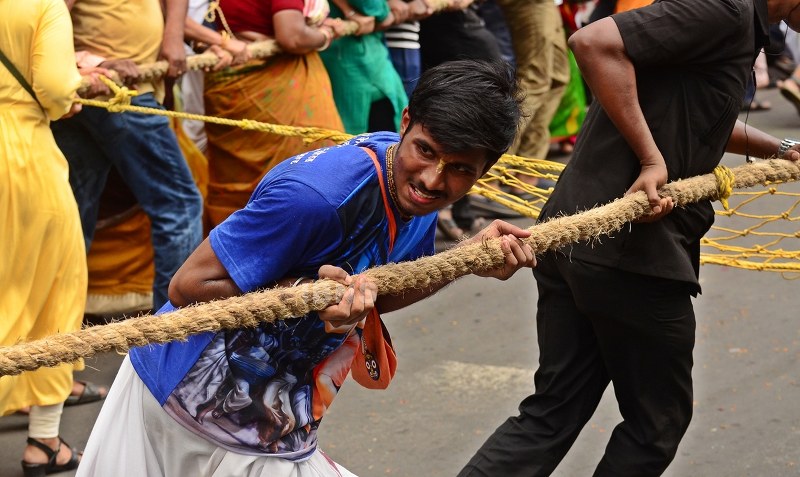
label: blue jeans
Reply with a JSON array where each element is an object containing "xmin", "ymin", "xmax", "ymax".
[
  {"xmin": 388, "ymin": 47, "xmax": 421, "ymax": 98},
  {"xmin": 52, "ymin": 93, "xmax": 203, "ymax": 309}
]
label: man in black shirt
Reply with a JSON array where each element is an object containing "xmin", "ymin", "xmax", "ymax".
[{"xmin": 460, "ymin": 1, "xmax": 800, "ymax": 476}]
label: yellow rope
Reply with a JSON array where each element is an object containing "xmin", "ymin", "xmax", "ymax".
[
  {"xmin": 75, "ymin": 83, "xmax": 545, "ymax": 167},
  {"xmin": 79, "ymin": 78, "xmax": 352, "ymax": 144},
  {"xmin": 204, "ymin": 0, "xmax": 236, "ymax": 40},
  {"xmin": 95, "ymin": 75, "xmax": 138, "ymax": 111},
  {"xmin": 713, "ymin": 164, "xmax": 735, "ymax": 210}
]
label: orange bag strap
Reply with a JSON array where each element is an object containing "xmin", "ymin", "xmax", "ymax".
[
  {"xmin": 349, "ymin": 147, "xmax": 400, "ymax": 390},
  {"xmin": 360, "ymin": 147, "xmax": 397, "ymax": 254}
]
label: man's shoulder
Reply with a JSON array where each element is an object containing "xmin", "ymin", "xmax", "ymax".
[{"xmin": 255, "ymin": 132, "xmax": 400, "ymax": 208}]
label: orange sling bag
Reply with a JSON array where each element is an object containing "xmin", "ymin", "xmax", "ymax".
[{"xmin": 349, "ymin": 147, "xmax": 398, "ymax": 389}]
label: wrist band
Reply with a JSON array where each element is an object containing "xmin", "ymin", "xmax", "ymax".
[{"xmin": 778, "ymin": 138, "xmax": 800, "ymax": 158}]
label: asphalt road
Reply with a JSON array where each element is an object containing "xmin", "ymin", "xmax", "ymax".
[{"xmin": 1, "ymin": 86, "xmax": 798, "ymax": 477}]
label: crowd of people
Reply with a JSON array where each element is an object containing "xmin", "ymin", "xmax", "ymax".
[{"xmin": 3, "ymin": 0, "xmax": 800, "ymax": 476}]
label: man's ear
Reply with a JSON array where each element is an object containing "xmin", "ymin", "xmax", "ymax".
[{"xmin": 400, "ymin": 107, "xmax": 410, "ymax": 136}]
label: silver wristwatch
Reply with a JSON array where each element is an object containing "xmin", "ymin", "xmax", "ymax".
[{"xmin": 777, "ymin": 138, "xmax": 800, "ymax": 158}]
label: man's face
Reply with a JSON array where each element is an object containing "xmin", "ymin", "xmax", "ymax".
[{"xmin": 391, "ymin": 109, "xmax": 489, "ymax": 218}]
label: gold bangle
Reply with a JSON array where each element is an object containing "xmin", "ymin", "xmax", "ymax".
[{"xmin": 317, "ymin": 28, "xmax": 333, "ymax": 51}]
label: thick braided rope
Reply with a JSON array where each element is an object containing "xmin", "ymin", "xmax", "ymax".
[
  {"xmin": 77, "ymin": 40, "xmax": 282, "ymax": 95},
  {"xmin": 77, "ymin": 0, "xmax": 457, "ymax": 94},
  {"xmin": 0, "ymin": 159, "xmax": 797, "ymax": 376}
]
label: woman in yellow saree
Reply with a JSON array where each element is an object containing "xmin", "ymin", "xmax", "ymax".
[{"xmin": 1, "ymin": 0, "xmax": 87, "ymax": 473}]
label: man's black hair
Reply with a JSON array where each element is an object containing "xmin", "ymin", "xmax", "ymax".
[{"xmin": 407, "ymin": 59, "xmax": 522, "ymax": 168}]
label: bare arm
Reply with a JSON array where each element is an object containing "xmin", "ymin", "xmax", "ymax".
[
  {"xmin": 727, "ymin": 120, "xmax": 786, "ymax": 158},
  {"xmin": 376, "ymin": 220, "xmax": 535, "ymax": 314},
  {"xmin": 569, "ymin": 17, "xmax": 668, "ymax": 214},
  {"xmin": 184, "ymin": 17, "xmax": 224, "ymax": 45},
  {"xmin": 35, "ymin": 0, "xmax": 82, "ymax": 119},
  {"xmin": 273, "ymin": 9, "xmax": 332, "ymax": 54},
  {"xmin": 329, "ymin": 0, "xmax": 375, "ymax": 35},
  {"xmin": 184, "ymin": 18, "xmax": 250, "ymax": 64},
  {"xmin": 160, "ymin": 0, "xmax": 188, "ymax": 77},
  {"xmin": 168, "ymin": 238, "xmax": 241, "ymax": 306}
]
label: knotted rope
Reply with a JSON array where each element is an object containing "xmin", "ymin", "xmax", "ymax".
[
  {"xmin": 713, "ymin": 165, "xmax": 735, "ymax": 210},
  {"xmin": 1, "ymin": 159, "xmax": 797, "ymax": 376},
  {"xmin": 77, "ymin": 76, "xmax": 352, "ymax": 144}
]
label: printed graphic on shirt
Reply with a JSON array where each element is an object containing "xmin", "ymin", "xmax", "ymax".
[{"xmin": 164, "ymin": 316, "xmax": 361, "ymax": 460}]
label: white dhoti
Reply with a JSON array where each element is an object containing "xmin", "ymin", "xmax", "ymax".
[{"xmin": 77, "ymin": 356, "xmax": 357, "ymax": 477}]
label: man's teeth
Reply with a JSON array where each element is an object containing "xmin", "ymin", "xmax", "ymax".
[{"xmin": 412, "ymin": 185, "xmax": 436, "ymax": 199}]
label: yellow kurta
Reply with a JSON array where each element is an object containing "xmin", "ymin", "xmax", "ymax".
[{"xmin": 0, "ymin": 0, "xmax": 86, "ymax": 415}]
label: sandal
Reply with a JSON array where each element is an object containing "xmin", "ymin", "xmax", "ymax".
[
  {"xmin": 21, "ymin": 437, "xmax": 81, "ymax": 477},
  {"xmin": 64, "ymin": 380, "xmax": 108, "ymax": 407},
  {"xmin": 779, "ymin": 75, "xmax": 800, "ymax": 116}
]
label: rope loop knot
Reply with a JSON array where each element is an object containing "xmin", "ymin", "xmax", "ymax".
[
  {"xmin": 99, "ymin": 75, "xmax": 138, "ymax": 112},
  {"xmin": 713, "ymin": 165, "xmax": 735, "ymax": 210}
]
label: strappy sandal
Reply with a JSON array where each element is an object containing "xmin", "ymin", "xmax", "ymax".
[
  {"xmin": 779, "ymin": 75, "xmax": 800, "ymax": 116},
  {"xmin": 21, "ymin": 437, "xmax": 81, "ymax": 477},
  {"xmin": 64, "ymin": 380, "xmax": 107, "ymax": 406}
]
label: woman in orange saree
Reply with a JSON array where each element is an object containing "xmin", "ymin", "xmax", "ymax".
[
  {"xmin": 204, "ymin": 54, "xmax": 343, "ymax": 227},
  {"xmin": 203, "ymin": 0, "xmax": 345, "ymax": 228}
]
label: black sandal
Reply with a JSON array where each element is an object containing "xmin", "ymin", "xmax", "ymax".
[
  {"xmin": 64, "ymin": 380, "xmax": 107, "ymax": 406},
  {"xmin": 779, "ymin": 75, "xmax": 800, "ymax": 116},
  {"xmin": 21, "ymin": 437, "xmax": 81, "ymax": 477}
]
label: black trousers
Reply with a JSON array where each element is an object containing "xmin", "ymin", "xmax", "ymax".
[{"xmin": 460, "ymin": 253, "xmax": 696, "ymax": 477}]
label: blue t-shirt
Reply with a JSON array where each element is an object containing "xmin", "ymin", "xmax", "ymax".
[{"xmin": 130, "ymin": 132, "xmax": 436, "ymax": 460}]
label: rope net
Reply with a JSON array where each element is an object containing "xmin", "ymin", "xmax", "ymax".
[{"xmin": 701, "ymin": 185, "xmax": 800, "ymax": 274}]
